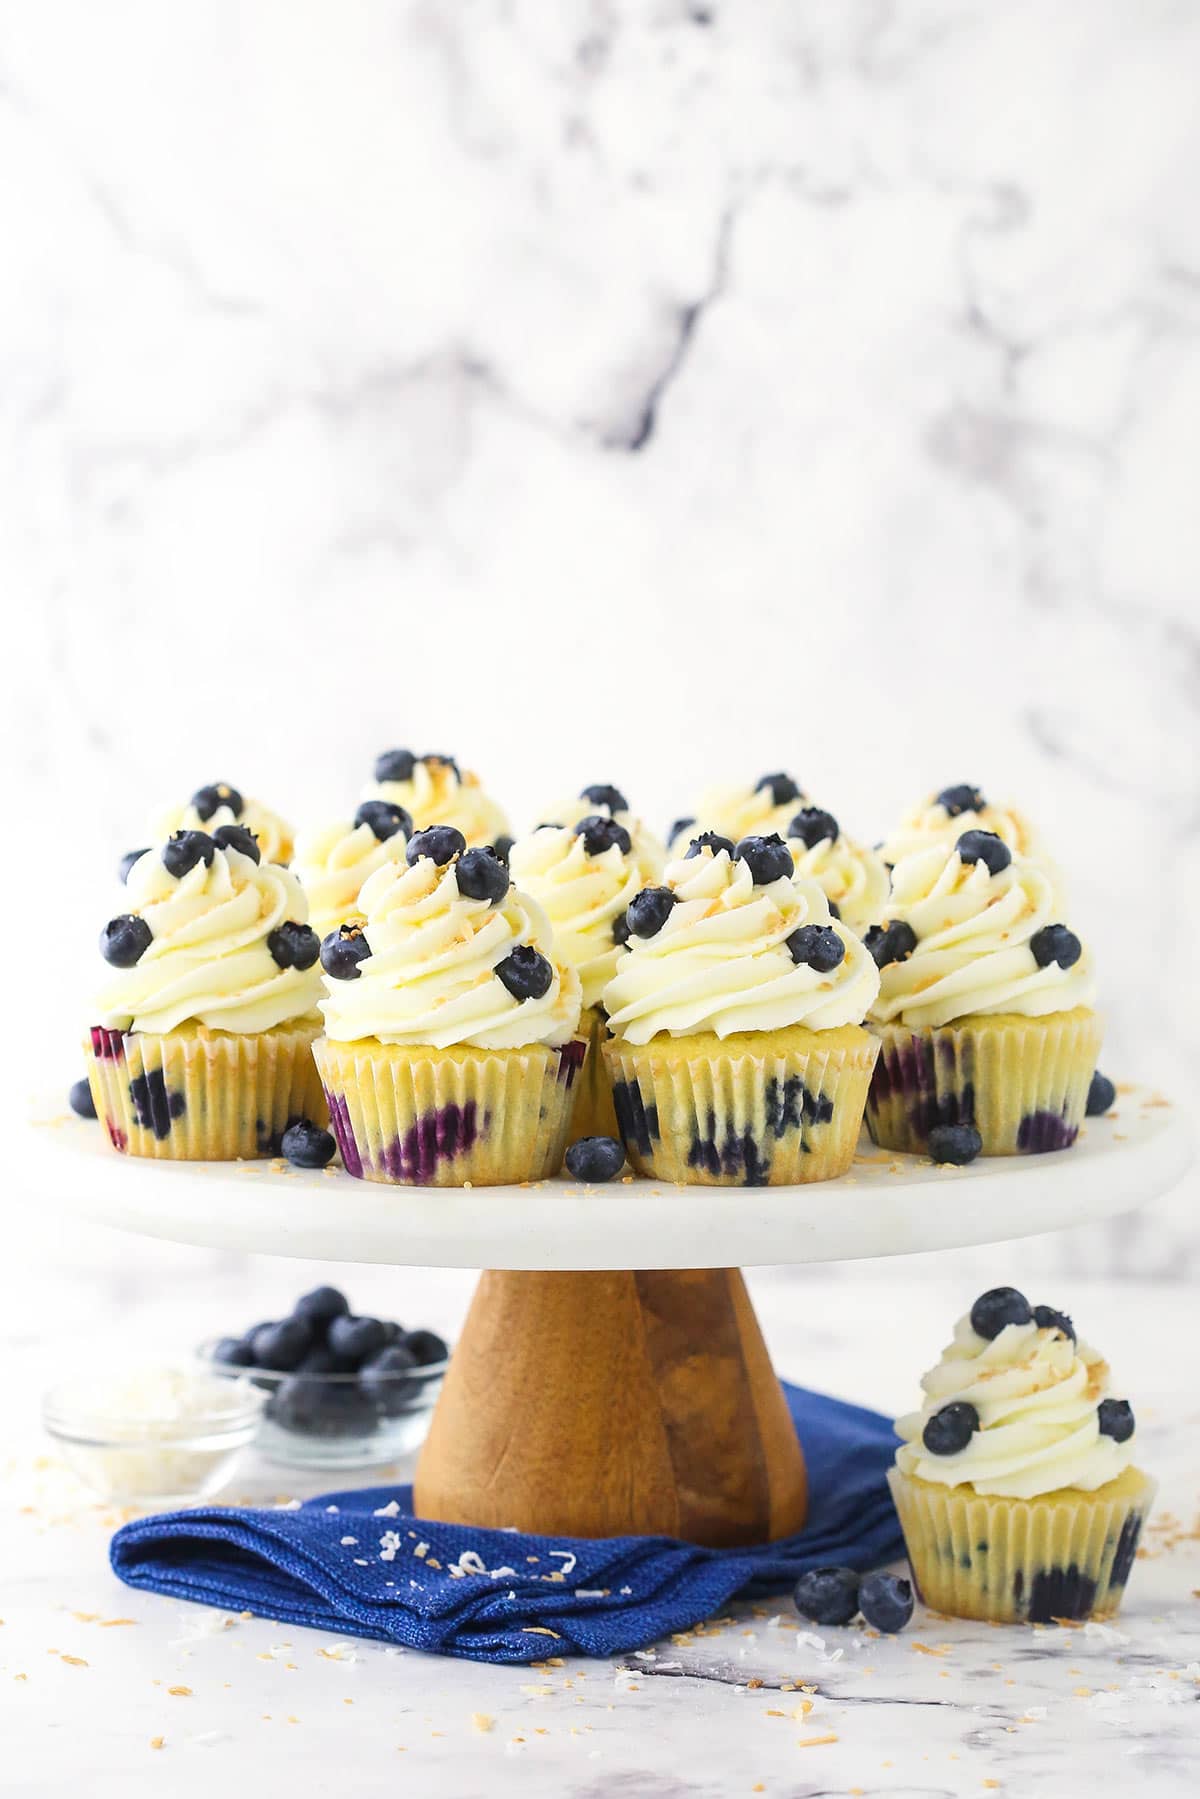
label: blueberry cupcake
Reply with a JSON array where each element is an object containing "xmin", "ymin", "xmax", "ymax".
[
  {"xmin": 536, "ymin": 782, "xmax": 666, "ymax": 882},
  {"xmin": 151, "ymin": 781, "xmax": 294, "ymax": 867},
  {"xmin": 865, "ymin": 831, "xmax": 1100, "ymax": 1155},
  {"xmin": 314, "ymin": 828, "xmax": 583, "ymax": 1185},
  {"xmin": 600, "ymin": 832, "xmax": 880, "ymax": 1184},
  {"xmin": 87, "ymin": 831, "xmax": 326, "ymax": 1159},
  {"xmin": 294, "ymin": 800, "xmax": 413, "ymax": 941},
  {"xmin": 669, "ymin": 770, "xmax": 809, "ymax": 853},
  {"xmin": 889, "ymin": 1286, "xmax": 1155, "ymax": 1623},
  {"xmin": 879, "ymin": 783, "xmax": 1049, "ymax": 874},
  {"xmin": 785, "ymin": 806, "xmax": 889, "ymax": 937},
  {"xmin": 364, "ymin": 750, "xmax": 510, "ymax": 854}
]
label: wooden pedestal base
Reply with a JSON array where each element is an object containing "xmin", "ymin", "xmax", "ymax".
[{"xmin": 414, "ymin": 1268, "xmax": 807, "ymax": 1548}]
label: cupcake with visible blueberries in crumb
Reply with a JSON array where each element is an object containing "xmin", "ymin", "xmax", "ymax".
[
  {"xmin": 784, "ymin": 806, "xmax": 889, "ymax": 938},
  {"xmin": 294, "ymin": 800, "xmax": 413, "ymax": 941},
  {"xmin": 889, "ymin": 1286, "xmax": 1155, "ymax": 1624},
  {"xmin": 672, "ymin": 770, "xmax": 810, "ymax": 853},
  {"xmin": 87, "ymin": 832, "xmax": 326, "ymax": 1159},
  {"xmin": 865, "ymin": 831, "xmax": 1100, "ymax": 1156},
  {"xmin": 600, "ymin": 830, "xmax": 880, "ymax": 1185},
  {"xmin": 149, "ymin": 781, "xmax": 295, "ymax": 868},
  {"xmin": 314, "ymin": 827, "xmax": 583, "ymax": 1186},
  {"xmin": 364, "ymin": 748, "xmax": 511, "ymax": 856}
]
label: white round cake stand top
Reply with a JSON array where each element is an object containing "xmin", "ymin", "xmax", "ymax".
[{"xmin": 29, "ymin": 1084, "xmax": 1191, "ymax": 1271}]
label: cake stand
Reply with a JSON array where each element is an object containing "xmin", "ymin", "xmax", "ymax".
[{"xmin": 30, "ymin": 1086, "xmax": 1192, "ymax": 1549}]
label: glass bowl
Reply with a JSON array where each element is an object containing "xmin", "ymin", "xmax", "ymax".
[{"xmin": 198, "ymin": 1340, "xmax": 449, "ymax": 1469}]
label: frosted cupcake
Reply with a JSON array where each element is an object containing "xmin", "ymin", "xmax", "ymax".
[
  {"xmin": 315, "ymin": 826, "xmax": 583, "ymax": 1185},
  {"xmin": 150, "ymin": 781, "xmax": 295, "ymax": 867},
  {"xmin": 536, "ymin": 782, "xmax": 666, "ymax": 882},
  {"xmin": 669, "ymin": 770, "xmax": 809, "ymax": 852},
  {"xmin": 865, "ymin": 830, "xmax": 1100, "ymax": 1155},
  {"xmin": 785, "ymin": 806, "xmax": 889, "ymax": 937},
  {"xmin": 364, "ymin": 749, "xmax": 510, "ymax": 854},
  {"xmin": 293, "ymin": 800, "xmax": 413, "ymax": 941},
  {"xmin": 601, "ymin": 831, "xmax": 880, "ymax": 1184},
  {"xmin": 889, "ymin": 1286, "xmax": 1155, "ymax": 1623},
  {"xmin": 87, "ymin": 828, "xmax": 325, "ymax": 1159},
  {"xmin": 880, "ymin": 783, "xmax": 1047, "ymax": 871}
]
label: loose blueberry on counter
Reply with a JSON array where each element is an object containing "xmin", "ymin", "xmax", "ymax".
[
  {"xmin": 626, "ymin": 885, "xmax": 677, "ymax": 937},
  {"xmin": 565, "ymin": 1136, "xmax": 626, "ymax": 1182},
  {"xmin": 212, "ymin": 1335, "xmax": 256, "ymax": 1368},
  {"xmin": 936, "ymin": 784, "xmax": 985, "ymax": 817},
  {"xmin": 785, "ymin": 923, "xmax": 845, "ymax": 973},
  {"xmin": 191, "ymin": 782, "xmax": 244, "ymax": 821},
  {"xmin": 1033, "ymin": 1304, "xmax": 1075, "ymax": 1341},
  {"xmin": 927, "ymin": 1122, "xmax": 982, "ymax": 1165},
  {"xmin": 792, "ymin": 1566, "xmax": 861, "ymax": 1627},
  {"xmin": 161, "ymin": 830, "xmax": 216, "ymax": 878},
  {"xmin": 864, "ymin": 919, "xmax": 917, "ymax": 968},
  {"xmin": 374, "ymin": 748, "xmax": 416, "ymax": 784},
  {"xmin": 1086, "ymin": 1070, "xmax": 1116, "ymax": 1116},
  {"xmin": 293, "ymin": 1285, "xmax": 350, "ymax": 1327},
  {"xmin": 492, "ymin": 835, "xmax": 514, "ymax": 866},
  {"xmin": 970, "ymin": 1286, "xmax": 1033, "ymax": 1339},
  {"xmin": 100, "ymin": 913, "xmax": 153, "ymax": 967},
  {"xmin": 735, "ymin": 833, "xmax": 793, "ymax": 884},
  {"xmin": 401, "ymin": 1327, "xmax": 449, "ymax": 1365},
  {"xmin": 69, "ymin": 1078, "xmax": 96, "ymax": 1119},
  {"xmin": 268, "ymin": 921, "xmax": 321, "ymax": 971},
  {"xmin": 118, "ymin": 847, "xmax": 150, "ymax": 883},
  {"xmin": 212, "ymin": 823, "xmax": 261, "ymax": 862},
  {"xmin": 1030, "ymin": 923, "xmax": 1082, "ymax": 970},
  {"xmin": 281, "ymin": 1119, "xmax": 337, "ymax": 1169},
  {"xmin": 455, "ymin": 844, "xmax": 510, "ymax": 903},
  {"xmin": 755, "ymin": 772, "xmax": 801, "ymax": 808},
  {"xmin": 1098, "ymin": 1398, "xmax": 1135, "ymax": 1442},
  {"xmin": 328, "ymin": 1314, "xmax": 389, "ymax": 1367},
  {"xmin": 580, "ymin": 783, "xmax": 628, "ymax": 814},
  {"xmin": 406, "ymin": 824, "xmax": 467, "ymax": 866},
  {"xmin": 684, "ymin": 831, "xmax": 736, "ymax": 860},
  {"xmin": 577, "ymin": 814, "xmax": 632, "ymax": 857},
  {"xmin": 666, "ymin": 815, "xmax": 696, "ymax": 847},
  {"xmin": 495, "ymin": 944, "xmax": 554, "ymax": 1001},
  {"xmin": 922, "ymin": 1400, "xmax": 979, "ymax": 1455},
  {"xmin": 320, "ymin": 923, "xmax": 372, "ymax": 980},
  {"xmin": 612, "ymin": 910, "xmax": 631, "ymax": 946},
  {"xmin": 354, "ymin": 799, "xmax": 413, "ymax": 843},
  {"xmin": 251, "ymin": 1317, "xmax": 313, "ymax": 1372},
  {"xmin": 955, "ymin": 829, "xmax": 1011, "ymax": 876},
  {"xmin": 787, "ymin": 807, "xmax": 839, "ymax": 849},
  {"xmin": 858, "ymin": 1571, "xmax": 914, "ymax": 1634}
]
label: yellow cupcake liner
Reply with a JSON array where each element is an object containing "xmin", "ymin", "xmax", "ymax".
[
  {"xmin": 601, "ymin": 1023, "xmax": 878, "ymax": 1185},
  {"xmin": 84, "ymin": 1015, "xmax": 327, "ymax": 1161},
  {"xmin": 568, "ymin": 1006, "xmax": 620, "ymax": 1145},
  {"xmin": 866, "ymin": 1008, "xmax": 1102, "ymax": 1156},
  {"xmin": 313, "ymin": 1035, "xmax": 587, "ymax": 1186},
  {"xmin": 888, "ymin": 1466, "xmax": 1156, "ymax": 1624}
]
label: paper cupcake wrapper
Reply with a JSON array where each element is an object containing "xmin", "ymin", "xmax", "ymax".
[
  {"xmin": 567, "ymin": 1006, "xmax": 620, "ymax": 1145},
  {"xmin": 866, "ymin": 1009, "xmax": 1102, "ymax": 1156},
  {"xmin": 888, "ymin": 1466, "xmax": 1156, "ymax": 1624},
  {"xmin": 84, "ymin": 1016, "xmax": 326, "ymax": 1161},
  {"xmin": 313, "ymin": 1036, "xmax": 587, "ymax": 1186},
  {"xmin": 601, "ymin": 1024, "xmax": 878, "ymax": 1186}
]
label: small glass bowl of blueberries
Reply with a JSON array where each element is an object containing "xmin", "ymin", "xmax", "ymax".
[{"xmin": 200, "ymin": 1284, "xmax": 449, "ymax": 1469}]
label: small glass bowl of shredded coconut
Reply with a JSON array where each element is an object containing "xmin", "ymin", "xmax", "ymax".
[{"xmin": 42, "ymin": 1365, "xmax": 264, "ymax": 1506}]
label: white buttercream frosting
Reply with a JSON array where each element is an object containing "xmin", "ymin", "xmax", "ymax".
[
  {"xmin": 155, "ymin": 787, "xmax": 294, "ymax": 866},
  {"xmin": 880, "ymin": 789, "xmax": 1047, "ymax": 871},
  {"xmin": 508, "ymin": 824, "xmax": 648, "ymax": 1010},
  {"xmin": 294, "ymin": 818, "xmax": 410, "ymax": 940},
  {"xmin": 538, "ymin": 791, "xmax": 665, "ymax": 881},
  {"xmin": 689, "ymin": 774, "xmax": 811, "ymax": 845},
  {"xmin": 788, "ymin": 829, "xmax": 889, "ymax": 936},
  {"xmin": 363, "ymin": 756, "xmax": 509, "ymax": 848}
]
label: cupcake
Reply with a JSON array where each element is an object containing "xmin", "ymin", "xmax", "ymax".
[
  {"xmin": 785, "ymin": 806, "xmax": 889, "ymax": 937},
  {"xmin": 670, "ymin": 770, "xmax": 809, "ymax": 851},
  {"xmin": 151, "ymin": 781, "xmax": 294, "ymax": 866},
  {"xmin": 889, "ymin": 1286, "xmax": 1155, "ymax": 1624},
  {"xmin": 865, "ymin": 830, "xmax": 1100, "ymax": 1155},
  {"xmin": 509, "ymin": 811, "xmax": 659, "ymax": 1141},
  {"xmin": 536, "ymin": 782, "xmax": 666, "ymax": 880},
  {"xmin": 294, "ymin": 800, "xmax": 413, "ymax": 941},
  {"xmin": 86, "ymin": 829, "xmax": 326, "ymax": 1159},
  {"xmin": 879, "ymin": 783, "xmax": 1048, "ymax": 872},
  {"xmin": 314, "ymin": 826, "xmax": 583, "ymax": 1185},
  {"xmin": 600, "ymin": 831, "xmax": 880, "ymax": 1184},
  {"xmin": 364, "ymin": 749, "xmax": 510, "ymax": 853}
]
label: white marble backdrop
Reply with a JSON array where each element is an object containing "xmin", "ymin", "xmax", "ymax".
[{"xmin": 5, "ymin": 0, "xmax": 1198, "ymax": 1271}]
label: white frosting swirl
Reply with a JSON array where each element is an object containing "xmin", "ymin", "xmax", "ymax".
[
  {"xmin": 895, "ymin": 1312, "xmax": 1134, "ymax": 1498},
  {"xmin": 363, "ymin": 757, "xmax": 509, "ymax": 848},
  {"xmin": 602, "ymin": 847, "xmax": 879, "ymax": 1045},
  {"xmin": 96, "ymin": 846, "xmax": 322, "ymax": 1035},
  {"xmin": 508, "ymin": 825, "xmax": 646, "ymax": 1010},
  {"xmin": 869, "ymin": 844, "xmax": 1095, "ymax": 1030},
  {"xmin": 689, "ymin": 776, "xmax": 810, "ymax": 845},
  {"xmin": 789, "ymin": 833, "xmax": 889, "ymax": 936},
  {"xmin": 538, "ymin": 796, "xmax": 665, "ymax": 881},
  {"xmin": 294, "ymin": 819, "xmax": 409, "ymax": 940},
  {"xmin": 880, "ymin": 793, "xmax": 1047, "ymax": 871},
  {"xmin": 155, "ymin": 792, "xmax": 294, "ymax": 865},
  {"xmin": 319, "ymin": 856, "xmax": 581, "ymax": 1050}
]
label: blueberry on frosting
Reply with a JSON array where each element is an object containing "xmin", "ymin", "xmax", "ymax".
[
  {"xmin": 1033, "ymin": 1304, "xmax": 1075, "ymax": 1341},
  {"xmin": 492, "ymin": 835, "xmax": 513, "ymax": 866},
  {"xmin": 734, "ymin": 833, "xmax": 793, "ymax": 884},
  {"xmin": 118, "ymin": 848, "xmax": 150, "ymax": 884},
  {"xmin": 320, "ymin": 923, "xmax": 372, "ymax": 980},
  {"xmin": 625, "ymin": 886, "xmax": 676, "ymax": 937},
  {"xmin": 580, "ymin": 783, "xmax": 628, "ymax": 814},
  {"xmin": 864, "ymin": 919, "xmax": 917, "ymax": 968},
  {"xmin": 969, "ymin": 1286, "xmax": 1032, "ymax": 1339},
  {"xmin": 612, "ymin": 910, "xmax": 631, "ymax": 946},
  {"xmin": 406, "ymin": 824, "xmax": 467, "ymax": 867},
  {"xmin": 787, "ymin": 806, "xmax": 839, "ymax": 849},
  {"xmin": 1097, "ymin": 1398, "xmax": 1135, "ymax": 1443},
  {"xmin": 354, "ymin": 799, "xmax": 413, "ymax": 844},
  {"xmin": 267, "ymin": 921, "xmax": 321, "ymax": 971},
  {"xmin": 754, "ymin": 772, "xmax": 802, "ymax": 807},
  {"xmin": 922, "ymin": 1400, "xmax": 979, "ymax": 1455},
  {"xmin": 161, "ymin": 830, "xmax": 216, "ymax": 878},
  {"xmin": 936, "ymin": 784, "xmax": 985, "ymax": 817},
  {"xmin": 955, "ymin": 829, "xmax": 1011, "ymax": 876},
  {"xmin": 190, "ymin": 782, "xmax": 244, "ymax": 822},
  {"xmin": 1030, "ymin": 923, "xmax": 1082, "ymax": 970},
  {"xmin": 212, "ymin": 823, "xmax": 261, "ymax": 862},
  {"xmin": 684, "ymin": 831, "xmax": 736, "ymax": 860},
  {"xmin": 100, "ymin": 914, "xmax": 153, "ymax": 967},
  {"xmin": 374, "ymin": 748, "xmax": 416, "ymax": 784},
  {"xmin": 455, "ymin": 845, "xmax": 510, "ymax": 903},
  {"xmin": 785, "ymin": 924, "xmax": 845, "ymax": 972},
  {"xmin": 495, "ymin": 945, "xmax": 554, "ymax": 1001},
  {"xmin": 667, "ymin": 816, "xmax": 697, "ymax": 847},
  {"xmin": 577, "ymin": 814, "xmax": 632, "ymax": 857}
]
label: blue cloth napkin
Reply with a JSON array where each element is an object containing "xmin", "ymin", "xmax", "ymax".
[{"xmin": 111, "ymin": 1383, "xmax": 901, "ymax": 1662}]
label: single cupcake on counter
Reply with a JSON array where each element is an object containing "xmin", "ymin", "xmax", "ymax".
[
  {"xmin": 889, "ymin": 1286, "xmax": 1155, "ymax": 1624},
  {"xmin": 669, "ymin": 770, "xmax": 809, "ymax": 853},
  {"xmin": 315, "ymin": 827, "xmax": 583, "ymax": 1186},
  {"xmin": 600, "ymin": 831, "xmax": 880, "ymax": 1185},
  {"xmin": 536, "ymin": 782, "xmax": 666, "ymax": 880},
  {"xmin": 865, "ymin": 830, "xmax": 1100, "ymax": 1156},
  {"xmin": 879, "ymin": 783, "xmax": 1048, "ymax": 872},
  {"xmin": 148, "ymin": 782, "xmax": 295, "ymax": 868},
  {"xmin": 293, "ymin": 800, "xmax": 413, "ymax": 941},
  {"xmin": 364, "ymin": 749, "xmax": 511, "ymax": 855},
  {"xmin": 509, "ymin": 810, "xmax": 658, "ymax": 1141},
  {"xmin": 785, "ymin": 806, "xmax": 889, "ymax": 938},
  {"xmin": 87, "ymin": 830, "xmax": 326, "ymax": 1159}
]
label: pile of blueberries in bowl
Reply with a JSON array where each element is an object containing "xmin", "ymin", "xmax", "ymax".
[{"xmin": 202, "ymin": 1285, "xmax": 449, "ymax": 1469}]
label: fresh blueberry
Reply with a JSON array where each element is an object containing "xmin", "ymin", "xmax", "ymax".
[
  {"xmin": 577, "ymin": 814, "xmax": 633, "ymax": 857},
  {"xmin": 1033, "ymin": 1304, "xmax": 1075, "ymax": 1341},
  {"xmin": 936, "ymin": 784, "xmax": 985, "ymax": 818},
  {"xmin": 928, "ymin": 1122, "xmax": 982, "ymax": 1165},
  {"xmin": 667, "ymin": 815, "xmax": 696, "ymax": 847},
  {"xmin": 191, "ymin": 782, "xmax": 243, "ymax": 822},
  {"xmin": 406, "ymin": 824, "xmax": 467, "ymax": 866},
  {"xmin": 118, "ymin": 847, "xmax": 150, "ymax": 884},
  {"xmin": 320, "ymin": 924, "xmax": 372, "ymax": 980},
  {"xmin": 970, "ymin": 1286, "xmax": 1032, "ymax": 1339},
  {"xmin": 251, "ymin": 1317, "xmax": 313, "ymax": 1371},
  {"xmin": 100, "ymin": 913, "xmax": 153, "ymax": 967},
  {"xmin": 955, "ymin": 829, "xmax": 1011, "ymax": 876},
  {"xmin": 212, "ymin": 823, "xmax": 261, "ymax": 863},
  {"xmin": 735, "ymin": 833, "xmax": 793, "ymax": 884},
  {"xmin": 787, "ymin": 807, "xmax": 839, "ymax": 849},
  {"xmin": 922, "ymin": 1400, "xmax": 979, "ymax": 1455},
  {"xmin": 377, "ymin": 1320, "xmax": 403, "ymax": 1348},
  {"xmin": 423, "ymin": 753, "xmax": 462, "ymax": 782},
  {"xmin": 268, "ymin": 1372, "xmax": 375, "ymax": 1438},
  {"xmin": 328, "ymin": 1314, "xmax": 389, "ymax": 1368},
  {"xmin": 212, "ymin": 1335, "xmax": 256, "ymax": 1368},
  {"xmin": 374, "ymin": 748, "xmax": 416, "ymax": 784},
  {"xmin": 1097, "ymin": 1398, "xmax": 1135, "ymax": 1443},
  {"xmin": 400, "ymin": 1327, "xmax": 449, "ymax": 1366},
  {"xmin": 612, "ymin": 911, "xmax": 630, "ymax": 946},
  {"xmin": 456, "ymin": 845, "xmax": 510, "ymax": 902},
  {"xmin": 69, "ymin": 1078, "xmax": 96, "ymax": 1119},
  {"xmin": 295, "ymin": 1341, "xmax": 338, "ymax": 1375},
  {"xmin": 565, "ymin": 1136, "xmax": 626, "ymax": 1182},
  {"xmin": 792, "ymin": 1565, "xmax": 860, "ymax": 1627},
  {"xmin": 268, "ymin": 921, "xmax": 321, "ymax": 971},
  {"xmin": 495, "ymin": 945, "xmax": 554, "ymax": 1001},
  {"xmin": 354, "ymin": 799, "xmax": 413, "ymax": 843},
  {"xmin": 785, "ymin": 923, "xmax": 845, "ymax": 973},
  {"xmin": 864, "ymin": 920, "xmax": 917, "ymax": 968},
  {"xmin": 293, "ymin": 1286, "xmax": 350, "ymax": 1328},
  {"xmin": 1030, "ymin": 923, "xmax": 1082, "ymax": 970},
  {"xmin": 755, "ymin": 772, "xmax": 802, "ymax": 808},
  {"xmin": 360, "ymin": 1342, "xmax": 421, "ymax": 1415},
  {"xmin": 580, "ymin": 784, "xmax": 628, "ymax": 814},
  {"xmin": 492, "ymin": 835, "xmax": 514, "ymax": 866},
  {"xmin": 858, "ymin": 1571, "xmax": 914, "ymax": 1634},
  {"xmin": 281, "ymin": 1120, "xmax": 336, "ymax": 1169},
  {"xmin": 626, "ymin": 885, "xmax": 677, "ymax": 937},
  {"xmin": 1086, "ymin": 1071, "xmax": 1116, "ymax": 1116},
  {"xmin": 161, "ymin": 830, "xmax": 216, "ymax": 879},
  {"xmin": 684, "ymin": 831, "xmax": 736, "ymax": 860}
]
